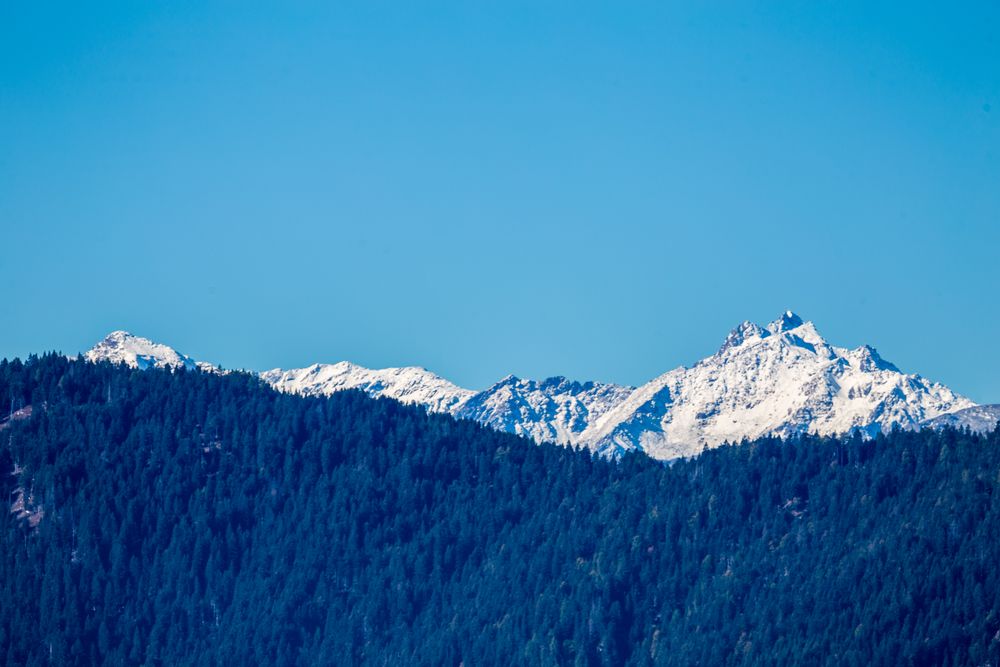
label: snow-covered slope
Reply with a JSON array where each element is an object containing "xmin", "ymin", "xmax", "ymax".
[
  {"xmin": 454, "ymin": 375, "xmax": 634, "ymax": 446},
  {"xmin": 83, "ymin": 315, "xmax": 980, "ymax": 460},
  {"xmin": 260, "ymin": 363, "xmax": 474, "ymax": 414},
  {"xmin": 85, "ymin": 331, "xmax": 216, "ymax": 372},
  {"xmin": 576, "ymin": 312, "xmax": 974, "ymax": 458},
  {"xmin": 920, "ymin": 405, "xmax": 1000, "ymax": 434}
]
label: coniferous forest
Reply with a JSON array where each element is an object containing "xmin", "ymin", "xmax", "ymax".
[{"xmin": 1, "ymin": 354, "xmax": 999, "ymax": 666}]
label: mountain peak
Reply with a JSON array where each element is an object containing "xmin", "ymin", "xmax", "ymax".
[
  {"xmin": 767, "ymin": 310, "xmax": 805, "ymax": 333},
  {"xmin": 850, "ymin": 344, "xmax": 900, "ymax": 373},
  {"xmin": 86, "ymin": 331, "xmax": 207, "ymax": 371},
  {"xmin": 719, "ymin": 320, "xmax": 769, "ymax": 353}
]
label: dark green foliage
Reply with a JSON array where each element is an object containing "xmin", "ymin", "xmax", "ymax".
[{"xmin": 1, "ymin": 354, "xmax": 999, "ymax": 666}]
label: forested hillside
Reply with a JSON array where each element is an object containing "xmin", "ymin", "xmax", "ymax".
[{"xmin": 2, "ymin": 355, "xmax": 999, "ymax": 666}]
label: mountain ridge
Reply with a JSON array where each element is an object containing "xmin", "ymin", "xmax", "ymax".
[
  {"xmin": 920, "ymin": 404, "xmax": 1000, "ymax": 433},
  {"xmin": 82, "ymin": 312, "xmax": 978, "ymax": 459},
  {"xmin": 259, "ymin": 362, "xmax": 474, "ymax": 414}
]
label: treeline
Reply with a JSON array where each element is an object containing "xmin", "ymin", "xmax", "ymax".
[{"xmin": 1, "ymin": 354, "xmax": 998, "ymax": 666}]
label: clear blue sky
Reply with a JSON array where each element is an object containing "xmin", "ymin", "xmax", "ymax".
[{"xmin": 2, "ymin": 2, "xmax": 998, "ymax": 400}]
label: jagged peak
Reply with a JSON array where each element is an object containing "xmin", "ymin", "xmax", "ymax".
[
  {"xmin": 766, "ymin": 310, "xmax": 805, "ymax": 334},
  {"xmin": 850, "ymin": 344, "xmax": 900, "ymax": 373},
  {"xmin": 760, "ymin": 312, "xmax": 832, "ymax": 354},
  {"xmin": 719, "ymin": 313, "xmax": 829, "ymax": 355},
  {"xmin": 719, "ymin": 320, "xmax": 769, "ymax": 353}
]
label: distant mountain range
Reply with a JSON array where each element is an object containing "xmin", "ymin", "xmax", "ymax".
[
  {"xmin": 920, "ymin": 404, "xmax": 1000, "ymax": 433},
  {"xmin": 84, "ymin": 312, "xmax": 994, "ymax": 459}
]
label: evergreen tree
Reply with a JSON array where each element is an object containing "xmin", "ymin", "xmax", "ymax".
[{"xmin": 0, "ymin": 354, "xmax": 998, "ymax": 665}]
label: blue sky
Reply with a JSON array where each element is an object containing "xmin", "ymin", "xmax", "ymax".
[{"xmin": 2, "ymin": 2, "xmax": 998, "ymax": 399}]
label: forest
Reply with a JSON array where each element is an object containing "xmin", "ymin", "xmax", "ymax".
[{"xmin": 1, "ymin": 354, "xmax": 999, "ymax": 666}]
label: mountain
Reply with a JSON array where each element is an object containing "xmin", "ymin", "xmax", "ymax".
[
  {"xmin": 574, "ymin": 312, "xmax": 974, "ymax": 458},
  {"xmin": 920, "ymin": 404, "xmax": 1000, "ymax": 433},
  {"xmin": 453, "ymin": 375, "xmax": 634, "ymax": 447},
  {"xmin": 260, "ymin": 362, "xmax": 474, "ymax": 414},
  {"xmin": 84, "ymin": 331, "xmax": 217, "ymax": 373},
  {"xmin": 83, "ymin": 312, "xmax": 978, "ymax": 459}
]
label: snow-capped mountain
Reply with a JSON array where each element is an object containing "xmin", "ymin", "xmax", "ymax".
[
  {"xmin": 920, "ymin": 405, "xmax": 1000, "ymax": 434},
  {"xmin": 454, "ymin": 375, "xmax": 634, "ymax": 447},
  {"xmin": 85, "ymin": 331, "xmax": 217, "ymax": 373},
  {"xmin": 574, "ymin": 312, "xmax": 974, "ymax": 458},
  {"xmin": 260, "ymin": 363, "xmax": 474, "ymax": 414},
  {"xmin": 83, "ymin": 312, "xmax": 981, "ymax": 460}
]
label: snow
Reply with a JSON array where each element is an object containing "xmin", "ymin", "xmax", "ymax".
[
  {"xmin": 454, "ymin": 376, "xmax": 634, "ymax": 446},
  {"xmin": 260, "ymin": 362, "xmax": 475, "ymax": 414},
  {"xmin": 575, "ymin": 313, "xmax": 973, "ymax": 458},
  {"xmin": 84, "ymin": 331, "xmax": 216, "ymax": 372},
  {"xmin": 84, "ymin": 313, "xmax": 979, "ymax": 460},
  {"xmin": 920, "ymin": 404, "xmax": 1000, "ymax": 433}
]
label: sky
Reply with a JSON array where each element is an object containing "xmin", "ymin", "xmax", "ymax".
[{"xmin": 1, "ymin": 2, "xmax": 998, "ymax": 400}]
